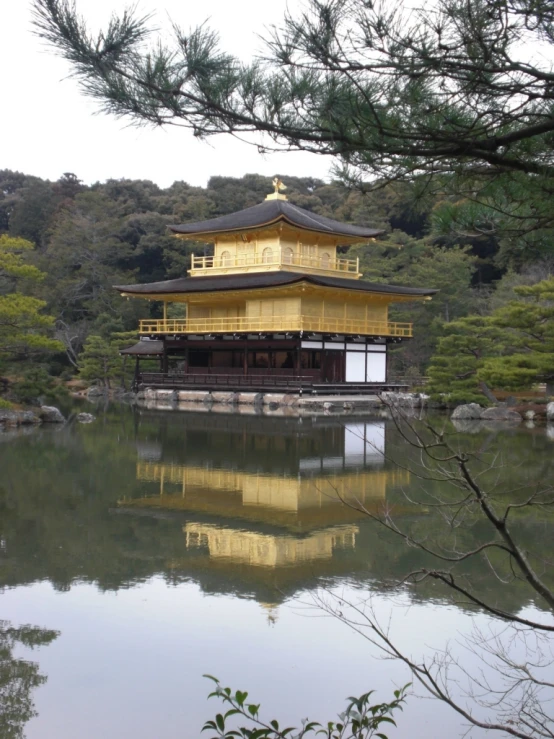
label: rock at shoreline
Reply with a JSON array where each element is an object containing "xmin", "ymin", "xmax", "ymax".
[
  {"xmin": 87, "ymin": 386, "xmax": 107, "ymax": 397},
  {"xmin": 451, "ymin": 403, "xmax": 522, "ymax": 423},
  {"xmin": 480, "ymin": 406, "xmax": 522, "ymax": 422},
  {"xmin": 381, "ymin": 391, "xmax": 428, "ymax": 407},
  {"xmin": 0, "ymin": 410, "xmax": 41, "ymax": 427},
  {"xmin": 39, "ymin": 406, "xmax": 66, "ymax": 424},
  {"xmin": 451, "ymin": 403, "xmax": 483, "ymax": 420},
  {"xmin": 76, "ymin": 412, "xmax": 96, "ymax": 424},
  {"xmin": 547, "ymin": 401, "xmax": 554, "ymax": 422}
]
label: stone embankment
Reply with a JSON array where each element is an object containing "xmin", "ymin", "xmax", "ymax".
[{"xmin": 135, "ymin": 388, "xmax": 429, "ymax": 415}]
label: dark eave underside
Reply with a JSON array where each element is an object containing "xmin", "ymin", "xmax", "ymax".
[
  {"xmin": 121, "ymin": 340, "xmax": 163, "ymax": 355},
  {"xmin": 115, "ymin": 271, "xmax": 437, "ymax": 298},
  {"xmin": 169, "ymin": 200, "xmax": 383, "ymax": 240}
]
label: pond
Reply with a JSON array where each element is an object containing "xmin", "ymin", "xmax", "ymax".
[{"xmin": 0, "ymin": 406, "xmax": 553, "ymax": 738}]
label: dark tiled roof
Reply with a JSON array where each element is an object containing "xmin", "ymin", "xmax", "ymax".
[
  {"xmin": 121, "ymin": 340, "xmax": 163, "ymax": 355},
  {"xmin": 115, "ymin": 271, "xmax": 437, "ymax": 297},
  {"xmin": 169, "ymin": 199, "xmax": 383, "ymax": 240}
]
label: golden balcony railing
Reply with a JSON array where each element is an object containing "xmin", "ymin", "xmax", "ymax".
[
  {"xmin": 139, "ymin": 316, "xmax": 413, "ymax": 337},
  {"xmin": 189, "ymin": 251, "xmax": 360, "ymax": 277}
]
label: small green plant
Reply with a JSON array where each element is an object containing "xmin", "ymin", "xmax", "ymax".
[
  {"xmin": 0, "ymin": 398, "xmax": 14, "ymax": 409},
  {"xmin": 202, "ymin": 676, "xmax": 408, "ymax": 739}
]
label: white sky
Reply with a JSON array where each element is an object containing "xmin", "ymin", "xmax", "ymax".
[{"xmin": 1, "ymin": 0, "xmax": 332, "ymax": 188}]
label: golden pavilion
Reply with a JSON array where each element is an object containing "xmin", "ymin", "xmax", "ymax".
[{"xmin": 117, "ymin": 179, "xmax": 436, "ymax": 391}]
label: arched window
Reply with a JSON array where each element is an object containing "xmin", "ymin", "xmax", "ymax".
[
  {"xmin": 283, "ymin": 247, "xmax": 294, "ymax": 265},
  {"xmin": 220, "ymin": 250, "xmax": 232, "ymax": 266},
  {"xmin": 262, "ymin": 247, "xmax": 273, "ymax": 264},
  {"xmin": 321, "ymin": 252, "xmax": 331, "ymax": 268}
]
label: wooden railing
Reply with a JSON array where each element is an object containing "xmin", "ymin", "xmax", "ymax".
[
  {"xmin": 190, "ymin": 252, "xmax": 360, "ymax": 276},
  {"xmin": 138, "ymin": 372, "xmax": 316, "ymax": 389},
  {"xmin": 139, "ymin": 316, "xmax": 413, "ymax": 337}
]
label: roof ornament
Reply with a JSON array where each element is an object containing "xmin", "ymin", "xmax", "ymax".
[{"xmin": 265, "ymin": 177, "xmax": 288, "ymax": 201}]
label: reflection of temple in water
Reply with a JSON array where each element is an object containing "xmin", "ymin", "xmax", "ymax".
[
  {"xmin": 184, "ymin": 523, "xmax": 357, "ymax": 567},
  {"xmin": 118, "ymin": 413, "xmax": 410, "ymax": 605}
]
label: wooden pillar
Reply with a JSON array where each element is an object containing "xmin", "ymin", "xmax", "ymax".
[
  {"xmin": 162, "ymin": 341, "xmax": 169, "ymax": 374},
  {"xmin": 295, "ymin": 337, "xmax": 301, "ymax": 375},
  {"xmin": 185, "ymin": 342, "xmax": 190, "ymax": 376},
  {"xmin": 244, "ymin": 338, "xmax": 248, "ymax": 376}
]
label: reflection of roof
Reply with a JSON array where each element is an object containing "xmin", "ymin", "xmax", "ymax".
[
  {"xmin": 121, "ymin": 340, "xmax": 163, "ymax": 355},
  {"xmin": 185, "ymin": 522, "xmax": 358, "ymax": 567},
  {"xmin": 115, "ymin": 271, "xmax": 437, "ymax": 297},
  {"xmin": 169, "ymin": 199, "xmax": 383, "ymax": 241}
]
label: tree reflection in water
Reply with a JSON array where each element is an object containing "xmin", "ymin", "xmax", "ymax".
[{"xmin": 0, "ymin": 621, "xmax": 58, "ymax": 739}]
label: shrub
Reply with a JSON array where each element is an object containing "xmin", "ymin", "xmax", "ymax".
[{"xmin": 202, "ymin": 676, "xmax": 408, "ymax": 739}]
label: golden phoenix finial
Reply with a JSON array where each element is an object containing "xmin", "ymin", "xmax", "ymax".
[
  {"xmin": 272, "ymin": 177, "xmax": 287, "ymax": 194},
  {"xmin": 266, "ymin": 177, "xmax": 288, "ymax": 201}
]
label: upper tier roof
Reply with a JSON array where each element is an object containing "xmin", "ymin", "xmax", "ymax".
[
  {"xmin": 115, "ymin": 271, "xmax": 437, "ymax": 297},
  {"xmin": 169, "ymin": 199, "xmax": 383, "ymax": 241}
]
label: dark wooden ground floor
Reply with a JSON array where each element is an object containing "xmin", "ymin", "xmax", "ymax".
[
  {"xmin": 130, "ymin": 335, "xmax": 397, "ymax": 390},
  {"xmin": 135, "ymin": 371, "xmax": 409, "ymax": 395}
]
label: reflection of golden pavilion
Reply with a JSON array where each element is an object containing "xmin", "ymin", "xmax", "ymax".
[
  {"xmin": 129, "ymin": 462, "xmax": 409, "ymax": 531},
  {"xmin": 116, "ymin": 417, "xmax": 411, "ymax": 610},
  {"xmin": 184, "ymin": 523, "xmax": 357, "ymax": 567}
]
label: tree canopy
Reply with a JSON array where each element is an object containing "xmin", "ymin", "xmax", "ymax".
[
  {"xmin": 0, "ymin": 235, "xmax": 61, "ymax": 364},
  {"xmin": 32, "ymin": 0, "xmax": 554, "ymax": 246},
  {"xmin": 427, "ymin": 277, "xmax": 554, "ymax": 401}
]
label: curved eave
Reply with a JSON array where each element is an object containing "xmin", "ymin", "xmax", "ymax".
[
  {"xmin": 168, "ymin": 199, "xmax": 384, "ymax": 244},
  {"xmin": 115, "ymin": 272, "xmax": 437, "ymax": 301},
  {"xmin": 169, "ymin": 216, "xmax": 383, "ymax": 244}
]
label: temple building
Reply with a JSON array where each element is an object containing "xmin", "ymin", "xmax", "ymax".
[{"xmin": 117, "ymin": 179, "xmax": 436, "ymax": 392}]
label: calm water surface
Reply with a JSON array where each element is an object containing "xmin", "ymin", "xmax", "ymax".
[{"xmin": 1, "ymin": 406, "xmax": 552, "ymax": 738}]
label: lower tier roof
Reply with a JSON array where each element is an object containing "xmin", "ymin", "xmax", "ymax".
[
  {"xmin": 115, "ymin": 271, "xmax": 436, "ymax": 298},
  {"xmin": 121, "ymin": 340, "xmax": 163, "ymax": 355}
]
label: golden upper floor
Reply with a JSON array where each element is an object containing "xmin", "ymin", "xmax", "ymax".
[
  {"xmin": 169, "ymin": 180, "xmax": 381, "ymax": 279},
  {"xmin": 189, "ymin": 245, "xmax": 361, "ymax": 278}
]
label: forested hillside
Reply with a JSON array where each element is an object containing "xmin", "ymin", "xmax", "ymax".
[{"xmin": 1, "ymin": 169, "xmax": 552, "ymax": 401}]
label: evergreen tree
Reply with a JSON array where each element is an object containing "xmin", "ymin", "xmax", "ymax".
[
  {"xmin": 480, "ymin": 278, "xmax": 554, "ymax": 394},
  {"xmin": 427, "ymin": 277, "xmax": 554, "ymax": 401},
  {"xmin": 78, "ymin": 335, "xmax": 120, "ymax": 389},
  {"xmin": 426, "ymin": 317, "xmax": 504, "ymax": 404},
  {"xmin": 110, "ymin": 329, "xmax": 139, "ymax": 390},
  {"xmin": 0, "ymin": 235, "xmax": 61, "ymax": 364}
]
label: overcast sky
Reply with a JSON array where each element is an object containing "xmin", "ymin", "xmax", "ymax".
[{"xmin": 2, "ymin": 0, "xmax": 332, "ymax": 188}]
